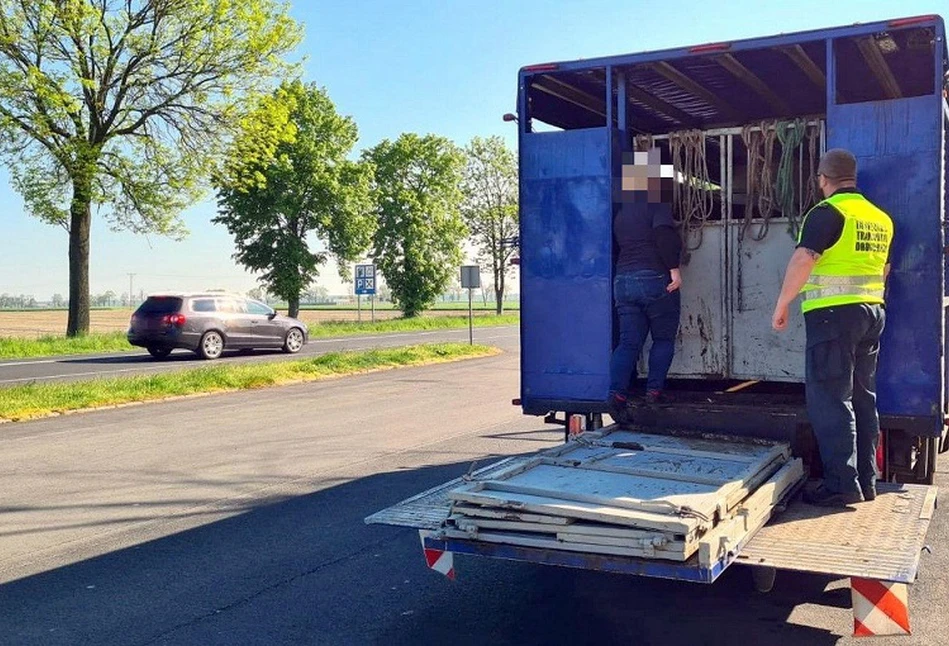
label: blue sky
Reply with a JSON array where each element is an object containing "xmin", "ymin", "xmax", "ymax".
[{"xmin": 1, "ymin": 0, "xmax": 944, "ymax": 301}]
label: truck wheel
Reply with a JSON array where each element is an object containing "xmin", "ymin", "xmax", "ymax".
[
  {"xmin": 751, "ymin": 566, "xmax": 777, "ymax": 593},
  {"xmin": 198, "ymin": 331, "xmax": 224, "ymax": 360}
]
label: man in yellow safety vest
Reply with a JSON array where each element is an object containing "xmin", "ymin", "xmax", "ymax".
[{"xmin": 772, "ymin": 148, "xmax": 893, "ymax": 507}]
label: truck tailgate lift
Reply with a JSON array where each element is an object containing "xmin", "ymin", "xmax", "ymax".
[{"xmin": 366, "ymin": 428, "xmax": 938, "ymax": 637}]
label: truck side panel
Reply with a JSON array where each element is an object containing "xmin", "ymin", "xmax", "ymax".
[
  {"xmin": 520, "ymin": 128, "xmax": 613, "ymax": 406},
  {"xmin": 827, "ymin": 94, "xmax": 944, "ymax": 429}
]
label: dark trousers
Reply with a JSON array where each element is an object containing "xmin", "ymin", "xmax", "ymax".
[
  {"xmin": 804, "ymin": 303, "xmax": 886, "ymax": 494},
  {"xmin": 609, "ymin": 270, "xmax": 681, "ymax": 395}
]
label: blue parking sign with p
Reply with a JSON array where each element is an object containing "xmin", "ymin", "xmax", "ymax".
[{"xmin": 355, "ymin": 264, "xmax": 376, "ymax": 295}]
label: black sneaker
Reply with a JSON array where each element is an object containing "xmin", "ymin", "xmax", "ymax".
[
  {"xmin": 803, "ymin": 484, "xmax": 864, "ymax": 507},
  {"xmin": 607, "ymin": 393, "xmax": 631, "ymax": 426}
]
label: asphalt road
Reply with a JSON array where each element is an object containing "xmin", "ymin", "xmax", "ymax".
[
  {"xmin": 0, "ymin": 343, "xmax": 946, "ymax": 645},
  {"xmin": 0, "ymin": 326, "xmax": 518, "ymax": 385}
]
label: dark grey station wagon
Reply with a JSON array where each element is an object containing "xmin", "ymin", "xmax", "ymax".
[{"xmin": 128, "ymin": 293, "xmax": 309, "ymax": 360}]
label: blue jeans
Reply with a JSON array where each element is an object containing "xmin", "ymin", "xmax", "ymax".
[
  {"xmin": 609, "ymin": 270, "xmax": 681, "ymax": 396},
  {"xmin": 805, "ymin": 304, "xmax": 886, "ymax": 495}
]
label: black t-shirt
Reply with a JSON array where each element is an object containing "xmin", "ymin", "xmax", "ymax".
[
  {"xmin": 614, "ymin": 200, "xmax": 681, "ymax": 274},
  {"xmin": 797, "ymin": 188, "xmax": 893, "ymax": 263}
]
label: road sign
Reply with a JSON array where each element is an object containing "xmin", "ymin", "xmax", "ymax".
[
  {"xmin": 460, "ymin": 265, "xmax": 481, "ymax": 289},
  {"xmin": 355, "ymin": 264, "xmax": 376, "ymax": 295}
]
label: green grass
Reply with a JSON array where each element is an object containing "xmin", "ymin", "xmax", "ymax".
[
  {"xmin": 0, "ymin": 314, "xmax": 519, "ymax": 360},
  {"xmin": 0, "ymin": 343, "xmax": 498, "ymax": 422},
  {"xmin": 298, "ymin": 302, "xmax": 520, "ymax": 311},
  {"xmin": 0, "ymin": 332, "xmax": 132, "ymax": 359},
  {"xmin": 307, "ymin": 313, "xmax": 519, "ymax": 338}
]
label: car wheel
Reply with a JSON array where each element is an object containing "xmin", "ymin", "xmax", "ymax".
[
  {"xmin": 198, "ymin": 331, "xmax": 225, "ymax": 360},
  {"xmin": 283, "ymin": 327, "xmax": 305, "ymax": 354},
  {"xmin": 147, "ymin": 347, "xmax": 172, "ymax": 359}
]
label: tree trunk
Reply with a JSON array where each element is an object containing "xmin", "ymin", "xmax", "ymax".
[
  {"xmin": 288, "ymin": 292, "xmax": 300, "ymax": 319},
  {"xmin": 66, "ymin": 173, "xmax": 93, "ymax": 337},
  {"xmin": 494, "ymin": 265, "xmax": 505, "ymax": 315}
]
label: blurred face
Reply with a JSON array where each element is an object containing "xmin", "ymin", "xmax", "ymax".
[{"xmin": 620, "ymin": 148, "xmax": 674, "ymax": 204}]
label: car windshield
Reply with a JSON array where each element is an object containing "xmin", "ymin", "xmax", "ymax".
[{"xmin": 136, "ymin": 297, "xmax": 183, "ymax": 315}]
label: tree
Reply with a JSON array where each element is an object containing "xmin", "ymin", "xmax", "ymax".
[
  {"xmin": 303, "ymin": 285, "xmax": 330, "ymax": 304},
  {"xmin": 461, "ymin": 136, "xmax": 518, "ymax": 314},
  {"xmin": 246, "ymin": 287, "xmax": 269, "ymax": 303},
  {"xmin": 213, "ymin": 81, "xmax": 374, "ymax": 318},
  {"xmin": 364, "ymin": 134, "xmax": 467, "ymax": 318},
  {"xmin": 50, "ymin": 293, "xmax": 65, "ymax": 308},
  {"xmin": 0, "ymin": 2, "xmax": 302, "ymax": 336}
]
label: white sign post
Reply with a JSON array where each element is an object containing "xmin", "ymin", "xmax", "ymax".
[{"xmin": 460, "ymin": 265, "xmax": 481, "ymax": 345}]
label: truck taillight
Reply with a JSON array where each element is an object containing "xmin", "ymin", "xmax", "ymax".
[{"xmin": 163, "ymin": 314, "xmax": 186, "ymax": 326}]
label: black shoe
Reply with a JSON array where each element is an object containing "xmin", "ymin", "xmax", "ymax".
[
  {"xmin": 645, "ymin": 389, "xmax": 668, "ymax": 405},
  {"xmin": 607, "ymin": 393, "xmax": 631, "ymax": 426},
  {"xmin": 803, "ymin": 484, "xmax": 864, "ymax": 507},
  {"xmin": 859, "ymin": 482, "xmax": 877, "ymax": 502}
]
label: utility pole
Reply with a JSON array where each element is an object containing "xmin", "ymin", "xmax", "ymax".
[{"xmin": 128, "ymin": 273, "xmax": 136, "ymax": 309}]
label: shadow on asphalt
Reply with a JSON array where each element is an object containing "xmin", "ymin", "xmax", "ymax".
[{"xmin": 1, "ymin": 450, "xmax": 844, "ymax": 646}]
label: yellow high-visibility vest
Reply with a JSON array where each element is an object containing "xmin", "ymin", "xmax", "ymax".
[{"xmin": 798, "ymin": 192, "xmax": 893, "ymax": 314}]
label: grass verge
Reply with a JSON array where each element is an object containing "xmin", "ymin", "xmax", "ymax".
[
  {"xmin": 0, "ymin": 314, "xmax": 519, "ymax": 360},
  {"xmin": 0, "ymin": 331, "xmax": 131, "ymax": 360},
  {"xmin": 308, "ymin": 313, "xmax": 519, "ymax": 338},
  {"xmin": 0, "ymin": 343, "xmax": 498, "ymax": 422}
]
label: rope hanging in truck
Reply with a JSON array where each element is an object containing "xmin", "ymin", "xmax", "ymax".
[
  {"xmin": 740, "ymin": 121, "xmax": 778, "ymax": 241},
  {"xmin": 775, "ymin": 119, "xmax": 808, "ymax": 236},
  {"xmin": 669, "ymin": 129, "xmax": 715, "ymax": 253}
]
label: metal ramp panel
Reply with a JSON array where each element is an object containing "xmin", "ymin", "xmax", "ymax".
[{"xmin": 739, "ymin": 482, "xmax": 938, "ymax": 583}]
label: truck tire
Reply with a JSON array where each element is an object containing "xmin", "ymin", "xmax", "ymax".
[{"xmin": 751, "ymin": 566, "xmax": 777, "ymax": 593}]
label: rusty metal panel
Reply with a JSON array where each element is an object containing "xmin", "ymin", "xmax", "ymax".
[{"xmin": 728, "ymin": 221, "xmax": 806, "ymax": 381}]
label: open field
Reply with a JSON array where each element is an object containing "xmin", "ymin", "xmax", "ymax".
[{"xmin": 0, "ymin": 307, "xmax": 515, "ymax": 339}]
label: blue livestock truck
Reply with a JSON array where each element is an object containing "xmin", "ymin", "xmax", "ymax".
[
  {"xmin": 515, "ymin": 13, "xmax": 948, "ymax": 487},
  {"xmin": 369, "ymin": 15, "xmax": 946, "ymax": 636}
]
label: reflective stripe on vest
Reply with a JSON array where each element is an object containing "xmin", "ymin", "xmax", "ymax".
[
  {"xmin": 801, "ymin": 275, "xmax": 885, "ymax": 301},
  {"xmin": 798, "ymin": 192, "xmax": 892, "ymax": 314}
]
